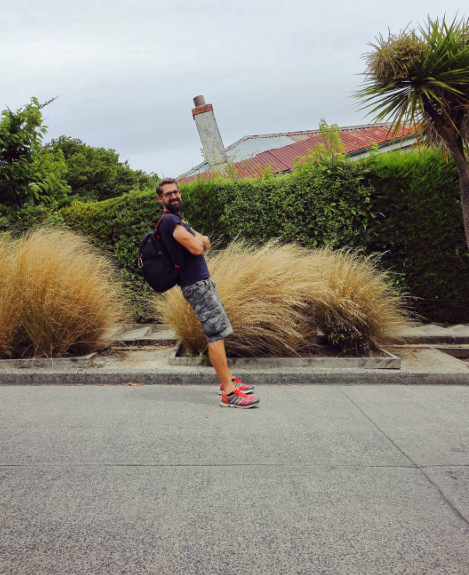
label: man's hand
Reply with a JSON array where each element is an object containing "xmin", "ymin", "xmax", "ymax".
[
  {"xmin": 194, "ymin": 231, "xmax": 210, "ymax": 252},
  {"xmin": 173, "ymin": 226, "xmax": 211, "ymax": 255}
]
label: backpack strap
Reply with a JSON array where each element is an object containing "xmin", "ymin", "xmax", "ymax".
[
  {"xmin": 155, "ymin": 213, "xmax": 170, "ymax": 236},
  {"xmin": 155, "ymin": 213, "xmax": 181, "ymax": 270}
]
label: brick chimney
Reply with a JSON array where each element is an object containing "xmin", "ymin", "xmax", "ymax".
[{"xmin": 192, "ymin": 95, "xmax": 228, "ymax": 167}]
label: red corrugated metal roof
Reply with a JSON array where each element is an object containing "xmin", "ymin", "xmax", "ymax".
[{"xmin": 179, "ymin": 125, "xmax": 414, "ymax": 184}]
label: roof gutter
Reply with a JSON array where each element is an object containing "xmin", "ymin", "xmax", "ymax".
[{"xmin": 346, "ymin": 133, "xmax": 415, "ymax": 158}]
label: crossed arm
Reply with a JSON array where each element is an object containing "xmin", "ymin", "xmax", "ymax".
[{"xmin": 173, "ymin": 224, "xmax": 210, "ymax": 256}]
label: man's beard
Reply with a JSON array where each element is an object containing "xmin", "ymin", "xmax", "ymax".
[{"xmin": 164, "ymin": 198, "xmax": 183, "ymax": 214}]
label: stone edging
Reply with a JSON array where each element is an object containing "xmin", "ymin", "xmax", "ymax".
[
  {"xmin": 0, "ymin": 353, "xmax": 97, "ymax": 370},
  {"xmin": 168, "ymin": 344, "xmax": 401, "ymax": 369}
]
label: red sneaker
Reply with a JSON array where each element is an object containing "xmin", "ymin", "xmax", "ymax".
[
  {"xmin": 220, "ymin": 388, "xmax": 260, "ymax": 408},
  {"xmin": 219, "ymin": 377, "xmax": 254, "ymax": 395}
]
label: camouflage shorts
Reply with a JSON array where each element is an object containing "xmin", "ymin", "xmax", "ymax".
[{"xmin": 181, "ymin": 279, "xmax": 233, "ymax": 344}]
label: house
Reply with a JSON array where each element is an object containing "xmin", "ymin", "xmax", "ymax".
[{"xmin": 177, "ymin": 96, "xmax": 415, "ymax": 185}]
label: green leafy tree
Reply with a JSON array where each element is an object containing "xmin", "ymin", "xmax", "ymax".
[
  {"xmin": 355, "ymin": 16, "xmax": 469, "ymax": 250},
  {"xmin": 0, "ymin": 97, "xmax": 70, "ymax": 208},
  {"xmin": 294, "ymin": 119, "xmax": 346, "ymax": 168},
  {"xmin": 49, "ymin": 136, "xmax": 158, "ymax": 202}
]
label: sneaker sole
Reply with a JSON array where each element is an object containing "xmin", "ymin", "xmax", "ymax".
[
  {"xmin": 220, "ymin": 401, "xmax": 260, "ymax": 408},
  {"xmin": 219, "ymin": 389, "xmax": 254, "ymax": 395}
]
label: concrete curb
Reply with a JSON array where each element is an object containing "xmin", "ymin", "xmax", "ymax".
[{"xmin": 1, "ymin": 367, "xmax": 469, "ymax": 385}]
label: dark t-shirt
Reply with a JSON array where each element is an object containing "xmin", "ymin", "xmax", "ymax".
[{"xmin": 158, "ymin": 213, "xmax": 210, "ymax": 287}]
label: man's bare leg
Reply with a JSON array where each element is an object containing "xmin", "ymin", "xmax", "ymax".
[{"xmin": 207, "ymin": 339, "xmax": 236, "ymax": 395}]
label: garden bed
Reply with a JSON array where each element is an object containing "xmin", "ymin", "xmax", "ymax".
[{"xmin": 168, "ymin": 343, "xmax": 401, "ymax": 369}]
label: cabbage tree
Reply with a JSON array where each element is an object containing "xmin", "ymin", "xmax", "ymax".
[{"xmin": 355, "ymin": 17, "xmax": 469, "ymax": 249}]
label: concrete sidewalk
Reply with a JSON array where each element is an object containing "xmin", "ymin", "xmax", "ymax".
[{"xmin": 1, "ymin": 384, "xmax": 468, "ymax": 574}]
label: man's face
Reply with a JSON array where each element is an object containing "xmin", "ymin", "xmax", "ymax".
[{"xmin": 158, "ymin": 183, "xmax": 182, "ymax": 214}]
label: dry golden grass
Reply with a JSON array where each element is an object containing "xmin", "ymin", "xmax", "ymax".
[
  {"xmin": 157, "ymin": 240, "xmax": 326, "ymax": 356},
  {"xmin": 157, "ymin": 241, "xmax": 411, "ymax": 357},
  {"xmin": 305, "ymin": 248, "xmax": 412, "ymax": 351},
  {"xmin": 0, "ymin": 228, "xmax": 123, "ymax": 358},
  {"xmin": 0, "ymin": 234, "xmax": 21, "ymax": 358}
]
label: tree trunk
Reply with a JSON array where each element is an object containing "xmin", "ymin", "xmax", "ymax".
[
  {"xmin": 12, "ymin": 189, "xmax": 23, "ymax": 209},
  {"xmin": 421, "ymin": 105, "xmax": 469, "ymax": 250}
]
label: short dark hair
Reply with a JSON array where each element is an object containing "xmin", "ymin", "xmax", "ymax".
[{"xmin": 156, "ymin": 177, "xmax": 179, "ymax": 197}]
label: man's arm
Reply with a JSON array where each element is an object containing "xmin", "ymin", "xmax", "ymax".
[
  {"xmin": 173, "ymin": 225, "xmax": 209, "ymax": 255},
  {"xmin": 193, "ymin": 230, "xmax": 210, "ymax": 251}
]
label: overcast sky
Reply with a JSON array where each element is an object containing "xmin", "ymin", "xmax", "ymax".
[{"xmin": 1, "ymin": 0, "xmax": 465, "ymax": 178}]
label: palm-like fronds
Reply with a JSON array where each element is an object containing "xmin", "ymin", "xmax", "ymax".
[{"xmin": 355, "ymin": 16, "xmax": 469, "ymax": 147}]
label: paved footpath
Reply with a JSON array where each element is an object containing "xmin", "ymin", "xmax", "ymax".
[{"xmin": 1, "ymin": 384, "xmax": 469, "ymax": 575}]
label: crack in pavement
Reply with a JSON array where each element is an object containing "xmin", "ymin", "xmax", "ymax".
[
  {"xmin": 338, "ymin": 386, "xmax": 469, "ymax": 528},
  {"xmin": 1, "ymin": 463, "xmax": 421, "ymax": 468}
]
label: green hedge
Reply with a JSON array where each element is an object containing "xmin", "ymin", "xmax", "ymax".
[
  {"xmin": 215, "ymin": 161, "xmax": 376, "ymax": 248},
  {"xmin": 212, "ymin": 152, "xmax": 469, "ymax": 322},
  {"xmin": 9, "ymin": 150, "xmax": 468, "ymax": 323},
  {"xmin": 365, "ymin": 152, "xmax": 469, "ymax": 322},
  {"xmin": 60, "ymin": 184, "xmax": 224, "ymax": 265}
]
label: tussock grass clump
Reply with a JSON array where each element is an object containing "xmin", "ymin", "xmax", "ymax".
[
  {"xmin": 157, "ymin": 241, "xmax": 411, "ymax": 357},
  {"xmin": 305, "ymin": 249, "xmax": 412, "ymax": 354},
  {"xmin": 0, "ymin": 235, "xmax": 21, "ymax": 358},
  {"xmin": 0, "ymin": 229, "xmax": 123, "ymax": 358},
  {"xmin": 157, "ymin": 240, "xmax": 326, "ymax": 356}
]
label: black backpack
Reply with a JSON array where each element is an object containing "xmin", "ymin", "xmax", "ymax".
[{"xmin": 137, "ymin": 214, "xmax": 180, "ymax": 293}]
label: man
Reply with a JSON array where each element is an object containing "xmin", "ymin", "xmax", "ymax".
[{"xmin": 156, "ymin": 178, "xmax": 260, "ymax": 408}]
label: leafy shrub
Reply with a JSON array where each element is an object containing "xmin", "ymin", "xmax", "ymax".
[
  {"xmin": 48, "ymin": 136, "xmax": 158, "ymax": 203},
  {"xmin": 0, "ymin": 228, "xmax": 123, "ymax": 358},
  {"xmin": 0, "ymin": 202, "xmax": 66, "ymax": 232},
  {"xmin": 0, "ymin": 98, "xmax": 70, "ymax": 207}
]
